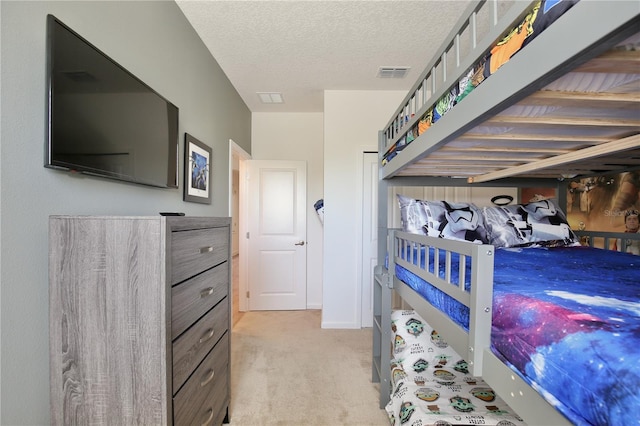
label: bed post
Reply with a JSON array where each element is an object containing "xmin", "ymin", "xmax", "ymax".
[{"xmin": 467, "ymin": 243, "xmax": 494, "ymax": 377}]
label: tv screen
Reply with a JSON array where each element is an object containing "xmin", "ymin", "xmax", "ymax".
[{"xmin": 45, "ymin": 15, "xmax": 179, "ymax": 188}]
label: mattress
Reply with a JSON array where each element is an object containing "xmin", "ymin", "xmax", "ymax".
[{"xmin": 395, "ymin": 245, "xmax": 640, "ymax": 425}]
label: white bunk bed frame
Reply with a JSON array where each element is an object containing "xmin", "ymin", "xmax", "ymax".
[{"xmin": 372, "ymin": 1, "xmax": 640, "ymax": 425}]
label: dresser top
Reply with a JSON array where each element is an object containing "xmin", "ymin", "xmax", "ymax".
[{"xmin": 49, "ymin": 215, "xmax": 231, "ymax": 231}]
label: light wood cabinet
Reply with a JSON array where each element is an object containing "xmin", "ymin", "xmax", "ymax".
[{"xmin": 49, "ymin": 216, "xmax": 231, "ymax": 425}]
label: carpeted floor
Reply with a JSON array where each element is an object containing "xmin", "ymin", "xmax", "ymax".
[{"xmin": 229, "ymin": 310, "xmax": 389, "ymax": 425}]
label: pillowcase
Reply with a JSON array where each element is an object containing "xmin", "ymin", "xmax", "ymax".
[
  {"xmin": 483, "ymin": 198, "xmax": 578, "ymax": 248},
  {"xmin": 390, "ymin": 310, "xmax": 471, "ymax": 388},
  {"xmin": 397, "ymin": 195, "xmax": 429, "ymax": 235},
  {"xmin": 423, "ymin": 200, "xmax": 489, "ymax": 244}
]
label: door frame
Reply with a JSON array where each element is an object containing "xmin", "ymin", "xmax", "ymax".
[
  {"xmin": 356, "ymin": 146, "xmax": 378, "ymax": 327},
  {"xmin": 229, "ymin": 140, "xmax": 251, "ymax": 313}
]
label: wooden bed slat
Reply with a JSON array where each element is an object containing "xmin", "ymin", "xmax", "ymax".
[
  {"xmin": 441, "ymin": 145, "xmax": 573, "ymax": 154},
  {"xmin": 573, "ymin": 49, "xmax": 640, "ymax": 74},
  {"xmin": 521, "ymin": 90, "xmax": 640, "ymax": 109},
  {"xmin": 484, "ymin": 115, "xmax": 640, "ymax": 128},
  {"xmin": 458, "ymin": 133, "xmax": 615, "ymax": 144},
  {"xmin": 468, "ymin": 134, "xmax": 640, "ymax": 183}
]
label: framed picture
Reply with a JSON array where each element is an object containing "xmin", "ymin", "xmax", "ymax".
[{"xmin": 183, "ymin": 133, "xmax": 212, "ymax": 204}]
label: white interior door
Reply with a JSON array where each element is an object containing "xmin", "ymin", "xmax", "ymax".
[
  {"xmin": 361, "ymin": 152, "xmax": 378, "ymax": 327},
  {"xmin": 247, "ymin": 160, "xmax": 307, "ymax": 310}
]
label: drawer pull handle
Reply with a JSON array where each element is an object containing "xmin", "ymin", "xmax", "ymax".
[
  {"xmin": 201, "ymin": 369, "xmax": 215, "ymax": 387},
  {"xmin": 200, "ymin": 246, "xmax": 214, "ymax": 254},
  {"xmin": 202, "ymin": 408, "xmax": 213, "ymax": 426},
  {"xmin": 200, "ymin": 287, "xmax": 214, "ymax": 298},
  {"xmin": 199, "ymin": 328, "xmax": 215, "ymax": 344},
  {"xmin": 202, "ymin": 408, "xmax": 214, "ymax": 426}
]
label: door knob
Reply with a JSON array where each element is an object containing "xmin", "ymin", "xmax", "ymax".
[{"xmin": 294, "ymin": 241, "xmax": 305, "ymax": 246}]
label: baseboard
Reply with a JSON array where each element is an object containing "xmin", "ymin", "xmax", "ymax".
[{"xmin": 321, "ymin": 320, "xmax": 361, "ymax": 329}]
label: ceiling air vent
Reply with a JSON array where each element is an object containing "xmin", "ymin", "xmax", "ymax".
[
  {"xmin": 257, "ymin": 92, "xmax": 284, "ymax": 104},
  {"xmin": 377, "ymin": 66, "xmax": 410, "ymax": 79}
]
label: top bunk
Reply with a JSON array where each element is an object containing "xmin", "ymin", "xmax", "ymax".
[{"xmin": 379, "ymin": 0, "xmax": 640, "ymax": 184}]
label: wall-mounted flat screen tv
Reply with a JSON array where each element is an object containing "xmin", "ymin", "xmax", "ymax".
[{"xmin": 45, "ymin": 14, "xmax": 179, "ymax": 188}]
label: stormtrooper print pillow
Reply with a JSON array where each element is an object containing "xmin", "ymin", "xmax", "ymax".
[{"xmin": 422, "ymin": 200, "xmax": 489, "ymax": 244}]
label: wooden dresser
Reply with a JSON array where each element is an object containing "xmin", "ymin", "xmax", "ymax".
[{"xmin": 49, "ymin": 216, "xmax": 231, "ymax": 425}]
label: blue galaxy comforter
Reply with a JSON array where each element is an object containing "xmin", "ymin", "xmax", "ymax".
[{"xmin": 395, "ymin": 245, "xmax": 640, "ymax": 425}]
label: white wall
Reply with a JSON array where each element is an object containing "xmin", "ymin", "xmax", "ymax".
[
  {"xmin": 322, "ymin": 90, "xmax": 407, "ymax": 328},
  {"xmin": 251, "ymin": 113, "xmax": 324, "ymax": 309},
  {"xmin": 1, "ymin": 2, "xmax": 250, "ymax": 423}
]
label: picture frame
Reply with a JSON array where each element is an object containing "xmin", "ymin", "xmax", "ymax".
[{"xmin": 183, "ymin": 133, "xmax": 212, "ymax": 204}]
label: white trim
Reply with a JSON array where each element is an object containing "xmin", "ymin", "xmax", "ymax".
[
  {"xmin": 229, "ymin": 140, "xmax": 251, "ymax": 313},
  {"xmin": 321, "ymin": 320, "xmax": 361, "ymax": 329},
  {"xmin": 355, "ymin": 145, "xmax": 378, "ymax": 328},
  {"xmin": 228, "ymin": 139, "xmax": 250, "ymax": 216}
]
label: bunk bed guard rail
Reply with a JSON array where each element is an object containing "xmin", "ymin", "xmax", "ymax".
[{"xmin": 389, "ymin": 230, "xmax": 495, "ymax": 377}]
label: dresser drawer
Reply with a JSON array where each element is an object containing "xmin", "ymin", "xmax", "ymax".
[
  {"xmin": 172, "ymin": 299, "xmax": 229, "ymax": 394},
  {"xmin": 172, "ymin": 262, "xmax": 228, "ymax": 338},
  {"xmin": 173, "ymin": 333, "xmax": 229, "ymax": 426},
  {"xmin": 171, "ymin": 227, "xmax": 228, "ymax": 285},
  {"xmin": 175, "ymin": 369, "xmax": 229, "ymax": 426}
]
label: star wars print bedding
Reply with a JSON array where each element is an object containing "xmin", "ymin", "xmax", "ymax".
[
  {"xmin": 397, "ymin": 195, "xmax": 578, "ymax": 248},
  {"xmin": 387, "ymin": 309, "xmax": 527, "ymax": 426},
  {"xmin": 394, "ymin": 246, "xmax": 640, "ymax": 425}
]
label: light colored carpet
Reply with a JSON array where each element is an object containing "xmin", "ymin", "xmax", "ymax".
[{"xmin": 229, "ymin": 310, "xmax": 389, "ymax": 425}]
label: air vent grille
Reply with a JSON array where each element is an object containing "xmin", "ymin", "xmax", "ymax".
[
  {"xmin": 377, "ymin": 67, "xmax": 410, "ymax": 79},
  {"xmin": 257, "ymin": 92, "xmax": 284, "ymax": 104}
]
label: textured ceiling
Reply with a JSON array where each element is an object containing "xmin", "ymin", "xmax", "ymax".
[{"xmin": 176, "ymin": 0, "xmax": 474, "ymax": 112}]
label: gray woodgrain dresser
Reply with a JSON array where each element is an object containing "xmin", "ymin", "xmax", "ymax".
[{"xmin": 49, "ymin": 216, "xmax": 231, "ymax": 425}]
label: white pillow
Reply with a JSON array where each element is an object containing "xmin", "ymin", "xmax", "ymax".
[{"xmin": 397, "ymin": 195, "xmax": 429, "ymax": 235}]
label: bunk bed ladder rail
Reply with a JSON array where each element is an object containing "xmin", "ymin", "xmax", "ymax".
[{"xmin": 372, "ymin": 235, "xmax": 395, "ymax": 409}]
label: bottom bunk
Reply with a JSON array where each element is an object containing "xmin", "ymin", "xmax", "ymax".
[{"xmin": 376, "ymin": 230, "xmax": 640, "ymax": 426}]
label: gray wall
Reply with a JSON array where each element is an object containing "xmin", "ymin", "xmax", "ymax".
[{"xmin": 0, "ymin": 1, "xmax": 251, "ymax": 423}]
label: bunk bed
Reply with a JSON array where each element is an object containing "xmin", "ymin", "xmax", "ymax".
[{"xmin": 372, "ymin": 1, "xmax": 640, "ymax": 425}]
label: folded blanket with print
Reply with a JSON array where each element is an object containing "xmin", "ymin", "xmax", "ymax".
[{"xmin": 386, "ymin": 310, "xmax": 527, "ymax": 426}]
